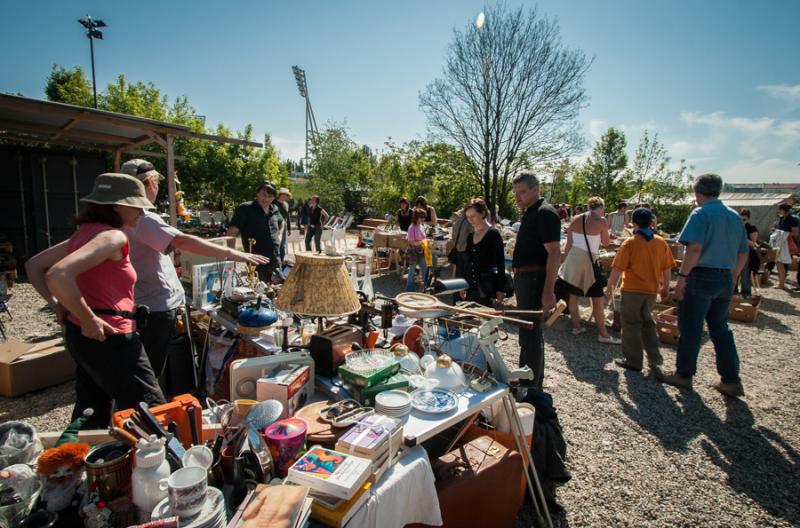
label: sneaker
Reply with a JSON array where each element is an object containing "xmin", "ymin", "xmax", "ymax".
[
  {"xmin": 713, "ymin": 382, "xmax": 745, "ymax": 398},
  {"xmin": 656, "ymin": 370, "xmax": 693, "ymax": 389},
  {"xmin": 614, "ymin": 358, "xmax": 642, "ymax": 372},
  {"xmin": 598, "ymin": 335, "xmax": 622, "ymax": 345},
  {"xmin": 571, "ymin": 327, "xmax": 588, "ymax": 336}
]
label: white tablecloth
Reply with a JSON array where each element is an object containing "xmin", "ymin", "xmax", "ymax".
[{"xmin": 346, "ymin": 445, "xmax": 442, "ymax": 528}]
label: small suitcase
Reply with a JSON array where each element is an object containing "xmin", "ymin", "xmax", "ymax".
[{"xmin": 432, "ymin": 435, "xmax": 524, "ymax": 528}]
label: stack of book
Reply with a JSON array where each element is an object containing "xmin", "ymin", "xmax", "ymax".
[
  {"xmin": 287, "ymin": 446, "xmax": 372, "ymax": 501},
  {"xmin": 309, "ymin": 482, "xmax": 372, "ymax": 528},
  {"xmin": 335, "ymin": 414, "xmax": 402, "ymax": 470}
]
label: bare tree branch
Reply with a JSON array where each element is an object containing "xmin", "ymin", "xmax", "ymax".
[{"xmin": 420, "ymin": 4, "xmax": 591, "ymax": 214}]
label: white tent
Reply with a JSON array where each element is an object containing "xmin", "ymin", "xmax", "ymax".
[{"xmin": 716, "ymin": 193, "xmax": 793, "ymax": 238}]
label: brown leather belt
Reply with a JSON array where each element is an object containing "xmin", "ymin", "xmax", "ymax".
[{"xmin": 513, "ymin": 265, "xmax": 546, "ymax": 273}]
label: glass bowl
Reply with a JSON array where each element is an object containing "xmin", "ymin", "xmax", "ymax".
[{"xmin": 344, "ymin": 349, "xmax": 396, "ymax": 374}]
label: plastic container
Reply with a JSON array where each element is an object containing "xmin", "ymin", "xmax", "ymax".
[{"xmin": 131, "ymin": 437, "xmax": 170, "ymax": 519}]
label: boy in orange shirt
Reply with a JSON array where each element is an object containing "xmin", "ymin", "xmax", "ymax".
[{"xmin": 605, "ymin": 208, "xmax": 675, "ymax": 372}]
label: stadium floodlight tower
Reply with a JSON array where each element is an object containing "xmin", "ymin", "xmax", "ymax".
[
  {"xmin": 292, "ymin": 65, "xmax": 319, "ymax": 174},
  {"xmin": 78, "ymin": 15, "xmax": 106, "ymax": 108}
]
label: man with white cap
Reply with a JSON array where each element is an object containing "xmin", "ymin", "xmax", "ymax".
[
  {"xmin": 121, "ymin": 159, "xmax": 268, "ymax": 390},
  {"xmin": 277, "ymin": 187, "xmax": 293, "ymax": 261}
]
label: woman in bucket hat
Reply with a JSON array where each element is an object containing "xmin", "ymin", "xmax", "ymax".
[{"xmin": 25, "ymin": 173, "xmax": 166, "ymax": 428}]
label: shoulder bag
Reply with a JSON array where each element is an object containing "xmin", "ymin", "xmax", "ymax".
[
  {"xmin": 448, "ymin": 218, "xmax": 465, "ymax": 264},
  {"xmin": 582, "ymin": 214, "xmax": 608, "ymax": 289}
]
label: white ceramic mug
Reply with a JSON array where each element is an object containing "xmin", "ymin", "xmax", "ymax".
[{"xmin": 160, "ymin": 466, "xmax": 207, "ymax": 518}]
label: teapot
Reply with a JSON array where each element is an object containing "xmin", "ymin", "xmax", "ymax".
[
  {"xmin": 422, "ymin": 354, "xmax": 465, "ymax": 390},
  {"xmin": 238, "ymin": 297, "xmax": 278, "ymax": 328}
]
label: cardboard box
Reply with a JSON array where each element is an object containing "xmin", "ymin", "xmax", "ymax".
[
  {"xmin": 0, "ymin": 338, "xmax": 75, "ymax": 397},
  {"xmin": 256, "ymin": 364, "xmax": 311, "ymax": 418}
]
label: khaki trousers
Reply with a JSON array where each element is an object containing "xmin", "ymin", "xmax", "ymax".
[{"xmin": 621, "ymin": 291, "xmax": 663, "ymax": 369}]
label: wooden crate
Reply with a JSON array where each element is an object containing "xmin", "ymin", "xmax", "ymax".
[
  {"xmin": 388, "ymin": 234, "xmax": 409, "ymax": 250},
  {"xmin": 656, "ymin": 307, "xmax": 679, "ymax": 346},
  {"xmin": 598, "ymin": 253, "xmax": 615, "ymax": 273},
  {"xmin": 650, "ymin": 303, "xmax": 672, "ymax": 319},
  {"xmin": 729, "ymin": 295, "xmax": 761, "ymax": 323},
  {"xmin": 669, "ymin": 244, "xmax": 685, "ymax": 260},
  {"xmin": 373, "ymin": 231, "xmax": 389, "ymax": 248}
]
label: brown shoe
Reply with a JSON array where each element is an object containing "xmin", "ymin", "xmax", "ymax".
[
  {"xmin": 656, "ymin": 370, "xmax": 693, "ymax": 389},
  {"xmin": 713, "ymin": 382, "xmax": 745, "ymax": 398},
  {"xmin": 614, "ymin": 359, "xmax": 642, "ymax": 372}
]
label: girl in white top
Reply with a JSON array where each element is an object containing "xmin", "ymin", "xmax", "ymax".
[{"xmin": 562, "ymin": 197, "xmax": 620, "ymax": 344}]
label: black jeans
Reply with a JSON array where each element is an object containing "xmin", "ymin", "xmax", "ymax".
[
  {"xmin": 514, "ymin": 270, "xmax": 546, "ymax": 388},
  {"xmin": 140, "ymin": 308, "xmax": 178, "ymax": 394},
  {"xmin": 305, "ymin": 225, "xmax": 323, "ymax": 252},
  {"xmin": 65, "ymin": 322, "xmax": 165, "ymax": 429}
]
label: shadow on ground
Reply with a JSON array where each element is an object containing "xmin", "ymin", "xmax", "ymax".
[{"xmin": 618, "ymin": 371, "xmax": 799, "ymax": 523}]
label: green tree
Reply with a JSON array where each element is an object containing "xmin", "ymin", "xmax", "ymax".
[
  {"xmin": 308, "ymin": 124, "xmax": 374, "ymax": 215},
  {"xmin": 542, "ymin": 159, "xmax": 578, "ymax": 206},
  {"xmin": 44, "ymin": 65, "xmax": 93, "ymax": 106},
  {"xmin": 42, "ymin": 64, "xmax": 284, "ymax": 214},
  {"xmin": 582, "ymin": 127, "xmax": 628, "ymax": 205}
]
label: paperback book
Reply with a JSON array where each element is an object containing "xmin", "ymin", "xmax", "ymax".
[{"xmin": 287, "ymin": 446, "xmax": 372, "ymax": 501}]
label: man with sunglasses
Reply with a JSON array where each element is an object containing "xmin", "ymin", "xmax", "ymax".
[{"xmin": 121, "ymin": 159, "xmax": 268, "ymax": 392}]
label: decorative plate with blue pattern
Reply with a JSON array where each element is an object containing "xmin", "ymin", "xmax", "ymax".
[{"xmin": 410, "ymin": 388, "xmax": 459, "ymax": 414}]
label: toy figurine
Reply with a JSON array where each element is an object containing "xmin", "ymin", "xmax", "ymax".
[{"xmin": 36, "ymin": 443, "xmax": 90, "ymax": 512}]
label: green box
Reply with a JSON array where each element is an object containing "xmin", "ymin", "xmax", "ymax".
[
  {"xmin": 350, "ymin": 374, "xmax": 410, "ymax": 406},
  {"xmin": 337, "ymin": 361, "xmax": 401, "ymax": 388}
]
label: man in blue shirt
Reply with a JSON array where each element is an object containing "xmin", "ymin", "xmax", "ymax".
[{"xmin": 657, "ymin": 174, "xmax": 749, "ymax": 398}]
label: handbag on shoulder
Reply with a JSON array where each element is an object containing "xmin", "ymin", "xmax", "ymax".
[{"xmin": 582, "ymin": 215, "xmax": 608, "ymax": 289}]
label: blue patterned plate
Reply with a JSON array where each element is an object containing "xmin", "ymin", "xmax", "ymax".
[{"xmin": 410, "ymin": 388, "xmax": 459, "ymax": 414}]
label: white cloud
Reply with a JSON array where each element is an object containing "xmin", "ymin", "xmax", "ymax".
[
  {"xmin": 756, "ymin": 83, "xmax": 800, "ymax": 104},
  {"xmin": 717, "ymin": 158, "xmax": 800, "ymax": 183}
]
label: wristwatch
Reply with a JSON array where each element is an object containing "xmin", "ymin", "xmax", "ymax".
[{"xmin": 677, "ymin": 272, "xmax": 689, "ymax": 278}]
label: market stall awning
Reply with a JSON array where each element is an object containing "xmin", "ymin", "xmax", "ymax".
[{"xmin": 0, "ymin": 93, "xmax": 263, "ymax": 226}]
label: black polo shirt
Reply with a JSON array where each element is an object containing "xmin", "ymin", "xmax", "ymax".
[
  {"xmin": 512, "ymin": 198, "xmax": 561, "ymax": 268},
  {"xmin": 229, "ymin": 200, "xmax": 282, "ymax": 261}
]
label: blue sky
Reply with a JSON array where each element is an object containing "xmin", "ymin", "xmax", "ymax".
[{"xmin": 2, "ymin": 0, "xmax": 799, "ymax": 183}]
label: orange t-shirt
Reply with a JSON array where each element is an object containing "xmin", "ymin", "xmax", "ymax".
[{"xmin": 611, "ymin": 234, "xmax": 675, "ymax": 294}]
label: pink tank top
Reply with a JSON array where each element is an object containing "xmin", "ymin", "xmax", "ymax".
[{"xmin": 66, "ymin": 223, "xmax": 137, "ymax": 334}]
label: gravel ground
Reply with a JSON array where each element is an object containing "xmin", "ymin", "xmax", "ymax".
[{"xmin": 2, "ymin": 274, "xmax": 799, "ymax": 527}]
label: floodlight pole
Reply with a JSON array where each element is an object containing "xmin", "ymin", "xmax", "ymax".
[
  {"xmin": 79, "ymin": 15, "xmax": 105, "ymax": 108},
  {"xmin": 292, "ymin": 65, "xmax": 319, "ymax": 173},
  {"xmin": 89, "ymin": 32, "xmax": 97, "ymax": 108}
]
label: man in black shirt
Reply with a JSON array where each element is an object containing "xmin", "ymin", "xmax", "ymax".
[
  {"xmin": 511, "ymin": 172, "xmax": 562, "ymax": 388},
  {"xmin": 227, "ymin": 182, "xmax": 283, "ymax": 282}
]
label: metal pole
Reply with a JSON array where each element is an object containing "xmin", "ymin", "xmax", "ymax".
[
  {"xmin": 89, "ymin": 29, "xmax": 98, "ymax": 108},
  {"xmin": 502, "ymin": 393, "xmax": 554, "ymax": 528},
  {"xmin": 305, "ymin": 98, "xmax": 310, "ymax": 171},
  {"xmin": 41, "ymin": 157, "xmax": 51, "ymax": 247},
  {"xmin": 166, "ymin": 134, "xmax": 177, "ymax": 227},
  {"xmin": 70, "ymin": 157, "xmax": 79, "ymax": 216},
  {"xmin": 16, "ymin": 153, "xmax": 29, "ymax": 257}
]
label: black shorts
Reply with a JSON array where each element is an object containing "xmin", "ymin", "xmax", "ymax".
[{"xmin": 566, "ymin": 279, "xmax": 605, "ymax": 298}]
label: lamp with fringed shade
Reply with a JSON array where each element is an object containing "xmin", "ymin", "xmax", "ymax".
[{"xmin": 274, "ymin": 252, "xmax": 361, "ymax": 319}]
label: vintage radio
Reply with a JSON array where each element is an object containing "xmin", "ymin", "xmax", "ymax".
[{"xmin": 310, "ymin": 324, "xmax": 364, "ymax": 377}]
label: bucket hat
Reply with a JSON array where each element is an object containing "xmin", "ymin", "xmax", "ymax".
[
  {"xmin": 278, "ymin": 187, "xmax": 292, "ymax": 198},
  {"xmin": 80, "ymin": 173, "xmax": 155, "ymax": 209},
  {"xmin": 120, "ymin": 158, "xmax": 165, "ymax": 182}
]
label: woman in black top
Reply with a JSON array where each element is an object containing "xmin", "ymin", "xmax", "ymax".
[
  {"xmin": 463, "ymin": 198, "xmax": 506, "ymax": 307},
  {"xmin": 415, "ymin": 195, "xmax": 438, "ymax": 226},
  {"xmin": 396, "ymin": 197, "xmax": 412, "ymax": 231},
  {"xmin": 304, "ymin": 195, "xmax": 329, "ymax": 253}
]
